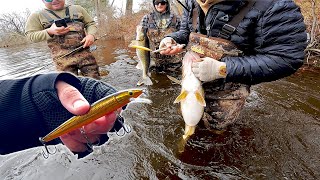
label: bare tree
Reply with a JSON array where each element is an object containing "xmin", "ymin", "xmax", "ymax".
[
  {"xmin": 0, "ymin": 12, "xmax": 29, "ymax": 35},
  {"xmin": 305, "ymin": 0, "xmax": 320, "ymax": 61}
]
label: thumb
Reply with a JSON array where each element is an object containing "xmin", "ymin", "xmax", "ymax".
[
  {"xmin": 56, "ymin": 81, "xmax": 90, "ymax": 115},
  {"xmin": 80, "ymin": 37, "xmax": 86, "ymax": 44}
]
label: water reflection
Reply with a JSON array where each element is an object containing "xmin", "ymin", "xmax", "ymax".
[{"xmin": 0, "ymin": 40, "xmax": 319, "ymax": 179}]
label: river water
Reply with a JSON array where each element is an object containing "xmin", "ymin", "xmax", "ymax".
[{"xmin": 0, "ymin": 41, "xmax": 319, "ymax": 179}]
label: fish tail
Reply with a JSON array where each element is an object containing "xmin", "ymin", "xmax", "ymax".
[
  {"xmin": 150, "ymin": 59, "xmax": 156, "ymax": 67},
  {"xmin": 177, "ymin": 136, "xmax": 188, "ymax": 153},
  {"xmin": 182, "ymin": 124, "xmax": 196, "ymax": 140},
  {"xmin": 137, "ymin": 76, "xmax": 153, "ymax": 86}
]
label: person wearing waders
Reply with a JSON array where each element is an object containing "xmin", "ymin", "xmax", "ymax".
[
  {"xmin": 159, "ymin": 0, "xmax": 307, "ymax": 130},
  {"xmin": 139, "ymin": 0, "xmax": 182, "ymax": 72},
  {"xmin": 25, "ymin": 0, "xmax": 100, "ymax": 79}
]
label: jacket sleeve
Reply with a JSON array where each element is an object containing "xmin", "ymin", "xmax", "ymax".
[
  {"xmin": 0, "ymin": 73, "xmax": 68, "ymax": 154},
  {"xmin": 166, "ymin": 0, "xmax": 193, "ymax": 44},
  {"xmin": 25, "ymin": 12, "xmax": 53, "ymax": 42},
  {"xmin": 222, "ymin": 0, "xmax": 307, "ymax": 85},
  {"xmin": 77, "ymin": 5, "xmax": 97, "ymax": 36}
]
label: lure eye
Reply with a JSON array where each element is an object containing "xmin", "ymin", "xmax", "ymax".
[{"xmin": 129, "ymin": 91, "xmax": 133, "ymax": 96}]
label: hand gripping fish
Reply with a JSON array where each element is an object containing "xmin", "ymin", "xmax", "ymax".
[
  {"xmin": 128, "ymin": 25, "xmax": 153, "ymax": 86},
  {"xmin": 174, "ymin": 52, "xmax": 206, "ymax": 140},
  {"xmin": 39, "ymin": 89, "xmax": 146, "ymax": 144}
]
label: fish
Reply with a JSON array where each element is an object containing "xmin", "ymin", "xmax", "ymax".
[
  {"xmin": 174, "ymin": 51, "xmax": 206, "ymax": 140},
  {"xmin": 129, "ymin": 25, "xmax": 153, "ymax": 86},
  {"xmin": 39, "ymin": 89, "xmax": 144, "ymax": 144}
]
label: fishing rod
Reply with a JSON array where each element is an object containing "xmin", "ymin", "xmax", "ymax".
[
  {"xmin": 57, "ymin": 33, "xmax": 107, "ymax": 59},
  {"xmin": 175, "ymin": 0, "xmax": 190, "ymax": 12},
  {"xmin": 27, "ymin": 34, "xmax": 107, "ymax": 76}
]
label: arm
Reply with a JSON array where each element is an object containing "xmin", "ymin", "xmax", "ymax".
[
  {"xmin": 166, "ymin": 0, "xmax": 193, "ymax": 44},
  {"xmin": 77, "ymin": 5, "xmax": 97, "ymax": 47},
  {"xmin": 222, "ymin": 0, "xmax": 307, "ymax": 85},
  {"xmin": 77, "ymin": 5, "xmax": 97, "ymax": 37},
  {"xmin": 25, "ymin": 12, "xmax": 52, "ymax": 42}
]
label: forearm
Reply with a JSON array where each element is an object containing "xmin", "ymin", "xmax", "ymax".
[
  {"xmin": 222, "ymin": 54, "xmax": 304, "ymax": 85},
  {"xmin": 0, "ymin": 73, "xmax": 66, "ymax": 154},
  {"xmin": 223, "ymin": 0, "xmax": 307, "ymax": 85},
  {"xmin": 166, "ymin": 2, "xmax": 191, "ymax": 44},
  {"xmin": 25, "ymin": 29, "xmax": 52, "ymax": 42}
]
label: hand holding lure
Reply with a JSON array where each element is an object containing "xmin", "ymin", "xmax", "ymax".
[{"xmin": 39, "ymin": 89, "xmax": 146, "ymax": 153}]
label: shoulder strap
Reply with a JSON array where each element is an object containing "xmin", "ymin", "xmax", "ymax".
[
  {"xmin": 219, "ymin": 0, "xmax": 276, "ymax": 39},
  {"xmin": 218, "ymin": 0, "xmax": 256, "ymax": 39},
  {"xmin": 45, "ymin": 9, "xmax": 61, "ymax": 19}
]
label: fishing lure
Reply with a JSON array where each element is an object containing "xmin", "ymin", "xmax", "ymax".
[{"xmin": 39, "ymin": 89, "xmax": 144, "ymax": 144}]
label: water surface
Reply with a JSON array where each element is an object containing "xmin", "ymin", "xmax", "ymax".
[{"xmin": 0, "ymin": 41, "xmax": 319, "ymax": 179}]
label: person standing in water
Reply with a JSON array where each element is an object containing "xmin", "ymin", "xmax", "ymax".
[
  {"xmin": 159, "ymin": 0, "xmax": 307, "ymax": 130},
  {"xmin": 25, "ymin": 0, "xmax": 100, "ymax": 79},
  {"xmin": 139, "ymin": 0, "xmax": 182, "ymax": 72}
]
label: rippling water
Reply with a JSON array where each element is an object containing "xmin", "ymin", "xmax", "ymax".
[{"xmin": 0, "ymin": 41, "xmax": 319, "ymax": 179}]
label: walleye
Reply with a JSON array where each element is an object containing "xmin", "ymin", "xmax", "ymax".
[
  {"xmin": 39, "ymin": 89, "xmax": 144, "ymax": 144},
  {"xmin": 174, "ymin": 52, "xmax": 206, "ymax": 140},
  {"xmin": 129, "ymin": 25, "xmax": 153, "ymax": 86}
]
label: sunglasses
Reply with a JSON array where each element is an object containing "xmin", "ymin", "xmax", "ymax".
[
  {"xmin": 44, "ymin": 0, "xmax": 53, "ymax": 2},
  {"xmin": 155, "ymin": 1, "xmax": 167, "ymax": 6}
]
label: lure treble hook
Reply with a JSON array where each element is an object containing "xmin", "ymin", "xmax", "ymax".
[
  {"xmin": 114, "ymin": 114, "xmax": 132, "ymax": 136},
  {"xmin": 39, "ymin": 137, "xmax": 57, "ymax": 159}
]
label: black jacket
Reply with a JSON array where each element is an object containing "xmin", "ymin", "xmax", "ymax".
[
  {"xmin": 168, "ymin": 0, "xmax": 307, "ymax": 85},
  {"xmin": 0, "ymin": 73, "xmax": 123, "ymax": 156}
]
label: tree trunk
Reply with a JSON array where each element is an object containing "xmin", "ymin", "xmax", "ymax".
[{"xmin": 125, "ymin": 0, "xmax": 133, "ymax": 16}]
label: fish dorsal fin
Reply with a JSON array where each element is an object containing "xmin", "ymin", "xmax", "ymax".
[
  {"xmin": 195, "ymin": 90, "xmax": 206, "ymax": 107},
  {"xmin": 174, "ymin": 89, "xmax": 188, "ymax": 104}
]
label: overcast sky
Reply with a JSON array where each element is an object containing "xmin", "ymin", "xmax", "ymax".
[{"xmin": 0, "ymin": 0, "xmax": 141, "ymax": 14}]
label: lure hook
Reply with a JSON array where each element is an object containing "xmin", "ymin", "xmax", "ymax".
[
  {"xmin": 115, "ymin": 115, "xmax": 132, "ymax": 136},
  {"xmin": 39, "ymin": 137, "xmax": 57, "ymax": 159}
]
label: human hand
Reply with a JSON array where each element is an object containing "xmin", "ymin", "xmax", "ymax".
[
  {"xmin": 46, "ymin": 23, "xmax": 70, "ymax": 36},
  {"xmin": 191, "ymin": 57, "xmax": 227, "ymax": 82},
  {"xmin": 81, "ymin": 34, "xmax": 95, "ymax": 48},
  {"xmin": 159, "ymin": 37, "xmax": 184, "ymax": 55},
  {"xmin": 55, "ymin": 81, "xmax": 118, "ymax": 152}
]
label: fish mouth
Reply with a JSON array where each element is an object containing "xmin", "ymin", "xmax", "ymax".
[{"xmin": 142, "ymin": 88, "xmax": 149, "ymax": 96}]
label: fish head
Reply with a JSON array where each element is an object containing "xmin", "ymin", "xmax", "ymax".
[
  {"xmin": 135, "ymin": 25, "xmax": 145, "ymax": 41},
  {"xmin": 115, "ymin": 89, "xmax": 144, "ymax": 103}
]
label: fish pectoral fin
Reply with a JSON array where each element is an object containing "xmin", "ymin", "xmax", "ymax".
[
  {"xmin": 174, "ymin": 90, "xmax": 188, "ymax": 104},
  {"xmin": 195, "ymin": 90, "xmax": 206, "ymax": 107}
]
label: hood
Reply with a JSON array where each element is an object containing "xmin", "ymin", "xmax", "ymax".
[{"xmin": 152, "ymin": 0, "xmax": 171, "ymax": 29}]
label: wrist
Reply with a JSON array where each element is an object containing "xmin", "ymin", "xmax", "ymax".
[{"xmin": 46, "ymin": 29, "xmax": 54, "ymax": 37}]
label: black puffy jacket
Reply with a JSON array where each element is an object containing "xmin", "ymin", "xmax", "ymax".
[{"xmin": 169, "ymin": 0, "xmax": 307, "ymax": 85}]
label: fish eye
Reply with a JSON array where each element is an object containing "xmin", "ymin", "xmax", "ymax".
[{"xmin": 129, "ymin": 91, "xmax": 133, "ymax": 96}]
